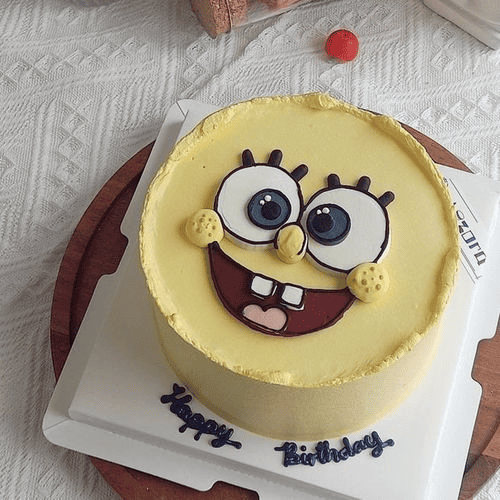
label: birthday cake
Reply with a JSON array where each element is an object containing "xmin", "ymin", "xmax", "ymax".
[{"xmin": 139, "ymin": 93, "xmax": 459, "ymax": 441}]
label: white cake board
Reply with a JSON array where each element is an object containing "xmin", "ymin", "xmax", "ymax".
[{"xmin": 43, "ymin": 100, "xmax": 500, "ymax": 500}]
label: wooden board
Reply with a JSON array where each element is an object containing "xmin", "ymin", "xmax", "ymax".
[{"xmin": 49, "ymin": 124, "xmax": 500, "ymax": 499}]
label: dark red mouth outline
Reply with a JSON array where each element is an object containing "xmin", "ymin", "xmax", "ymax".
[{"xmin": 207, "ymin": 242, "xmax": 356, "ymax": 337}]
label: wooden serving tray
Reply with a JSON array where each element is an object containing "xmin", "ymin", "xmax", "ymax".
[{"xmin": 50, "ymin": 126, "xmax": 500, "ymax": 499}]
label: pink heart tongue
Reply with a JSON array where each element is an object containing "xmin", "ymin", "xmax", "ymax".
[{"xmin": 242, "ymin": 304, "xmax": 287, "ymax": 332}]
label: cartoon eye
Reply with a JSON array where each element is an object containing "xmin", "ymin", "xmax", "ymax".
[
  {"xmin": 302, "ymin": 175, "xmax": 394, "ymax": 273},
  {"xmin": 247, "ymin": 189, "xmax": 292, "ymax": 230},
  {"xmin": 306, "ymin": 204, "xmax": 351, "ymax": 246},
  {"xmin": 214, "ymin": 150, "xmax": 307, "ymax": 245}
]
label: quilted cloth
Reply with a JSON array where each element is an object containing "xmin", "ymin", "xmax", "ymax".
[{"xmin": 0, "ymin": 0, "xmax": 499, "ymax": 498}]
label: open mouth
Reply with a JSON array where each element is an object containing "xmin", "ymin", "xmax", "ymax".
[{"xmin": 208, "ymin": 242, "xmax": 356, "ymax": 337}]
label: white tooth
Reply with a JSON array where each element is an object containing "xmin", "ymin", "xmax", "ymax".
[
  {"xmin": 281, "ymin": 284, "xmax": 304, "ymax": 307},
  {"xmin": 251, "ymin": 275, "xmax": 275, "ymax": 297}
]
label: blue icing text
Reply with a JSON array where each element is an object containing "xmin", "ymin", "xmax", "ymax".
[
  {"xmin": 274, "ymin": 432, "xmax": 394, "ymax": 467},
  {"xmin": 160, "ymin": 383, "xmax": 242, "ymax": 450}
]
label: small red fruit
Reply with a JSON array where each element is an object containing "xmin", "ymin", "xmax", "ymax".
[{"xmin": 325, "ymin": 29, "xmax": 359, "ymax": 62}]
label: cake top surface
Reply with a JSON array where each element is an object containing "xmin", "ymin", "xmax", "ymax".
[{"xmin": 140, "ymin": 93, "xmax": 459, "ymax": 388}]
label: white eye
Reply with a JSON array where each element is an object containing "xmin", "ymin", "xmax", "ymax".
[
  {"xmin": 215, "ymin": 164, "xmax": 303, "ymax": 245},
  {"xmin": 302, "ymin": 184, "xmax": 391, "ymax": 273}
]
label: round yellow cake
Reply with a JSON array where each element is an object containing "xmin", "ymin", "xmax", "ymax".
[{"xmin": 140, "ymin": 93, "xmax": 459, "ymax": 440}]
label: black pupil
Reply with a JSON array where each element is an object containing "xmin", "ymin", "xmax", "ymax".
[
  {"xmin": 262, "ymin": 201, "xmax": 281, "ymax": 220},
  {"xmin": 312, "ymin": 213, "xmax": 334, "ymax": 233}
]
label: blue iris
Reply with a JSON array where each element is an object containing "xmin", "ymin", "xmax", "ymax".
[
  {"xmin": 307, "ymin": 203, "xmax": 350, "ymax": 245},
  {"xmin": 247, "ymin": 189, "xmax": 292, "ymax": 230}
]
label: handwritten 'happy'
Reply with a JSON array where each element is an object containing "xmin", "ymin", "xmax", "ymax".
[{"xmin": 160, "ymin": 384, "xmax": 242, "ymax": 449}]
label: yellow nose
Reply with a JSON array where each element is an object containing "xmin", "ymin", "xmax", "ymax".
[{"xmin": 274, "ymin": 223, "xmax": 307, "ymax": 264}]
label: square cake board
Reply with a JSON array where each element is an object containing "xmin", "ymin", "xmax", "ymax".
[{"xmin": 43, "ymin": 100, "xmax": 500, "ymax": 500}]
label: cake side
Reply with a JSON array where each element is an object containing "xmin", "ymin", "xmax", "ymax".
[{"xmin": 152, "ymin": 301, "xmax": 443, "ymax": 440}]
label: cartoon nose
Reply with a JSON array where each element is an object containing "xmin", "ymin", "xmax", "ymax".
[{"xmin": 274, "ymin": 223, "xmax": 307, "ymax": 264}]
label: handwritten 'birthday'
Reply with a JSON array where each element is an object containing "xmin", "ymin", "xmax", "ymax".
[{"xmin": 274, "ymin": 432, "xmax": 394, "ymax": 467}]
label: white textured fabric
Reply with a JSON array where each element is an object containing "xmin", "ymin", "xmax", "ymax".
[{"xmin": 0, "ymin": 0, "xmax": 499, "ymax": 498}]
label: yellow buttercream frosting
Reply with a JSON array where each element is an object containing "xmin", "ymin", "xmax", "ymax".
[{"xmin": 140, "ymin": 93, "xmax": 459, "ymax": 440}]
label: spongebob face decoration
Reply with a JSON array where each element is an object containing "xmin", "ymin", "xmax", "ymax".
[{"xmin": 185, "ymin": 149, "xmax": 395, "ymax": 337}]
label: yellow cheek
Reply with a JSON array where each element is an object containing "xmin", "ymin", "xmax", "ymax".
[
  {"xmin": 347, "ymin": 262, "xmax": 390, "ymax": 303},
  {"xmin": 185, "ymin": 209, "xmax": 224, "ymax": 247}
]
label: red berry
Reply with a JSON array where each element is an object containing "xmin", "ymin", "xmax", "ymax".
[{"xmin": 325, "ymin": 29, "xmax": 359, "ymax": 62}]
